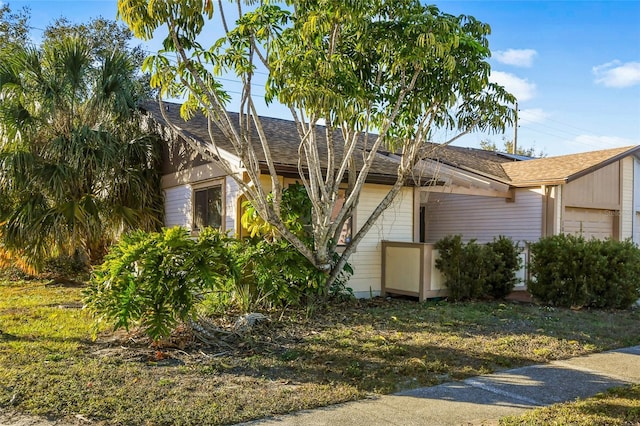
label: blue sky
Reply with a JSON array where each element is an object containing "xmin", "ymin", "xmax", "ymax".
[{"xmin": 4, "ymin": 0, "xmax": 640, "ymax": 156}]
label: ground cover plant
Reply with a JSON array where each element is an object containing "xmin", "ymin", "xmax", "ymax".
[
  {"xmin": 500, "ymin": 384, "xmax": 640, "ymax": 425},
  {"xmin": 1, "ymin": 279, "xmax": 640, "ymax": 425}
]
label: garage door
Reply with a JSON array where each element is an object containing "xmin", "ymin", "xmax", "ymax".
[{"xmin": 563, "ymin": 207, "xmax": 614, "ymax": 240}]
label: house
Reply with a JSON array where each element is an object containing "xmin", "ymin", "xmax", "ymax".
[
  {"xmin": 143, "ymin": 101, "xmax": 640, "ymax": 298},
  {"xmin": 422, "ymin": 144, "xmax": 640, "ymax": 244}
]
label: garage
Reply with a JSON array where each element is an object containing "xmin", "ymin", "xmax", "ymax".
[{"xmin": 563, "ymin": 207, "xmax": 614, "ymax": 240}]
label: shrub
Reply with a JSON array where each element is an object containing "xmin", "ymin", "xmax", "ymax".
[
  {"xmin": 41, "ymin": 253, "xmax": 89, "ymax": 280},
  {"xmin": 485, "ymin": 236, "xmax": 522, "ymax": 299},
  {"xmin": 588, "ymin": 239, "xmax": 640, "ymax": 309},
  {"xmin": 85, "ymin": 227, "xmax": 234, "ymax": 341},
  {"xmin": 528, "ymin": 234, "xmax": 640, "ymax": 309},
  {"xmin": 435, "ymin": 235, "xmax": 521, "ymax": 301},
  {"xmin": 230, "ymin": 182, "xmax": 353, "ymax": 311},
  {"xmin": 204, "ymin": 238, "xmax": 353, "ymax": 313},
  {"xmin": 527, "ymin": 234, "xmax": 588, "ymax": 307}
]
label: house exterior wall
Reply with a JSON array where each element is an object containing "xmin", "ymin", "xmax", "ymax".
[
  {"xmin": 162, "ymin": 158, "xmax": 238, "ymax": 234},
  {"xmin": 225, "ymin": 177, "xmax": 240, "ymax": 234},
  {"xmin": 559, "ymin": 159, "xmax": 637, "ymax": 241},
  {"xmin": 164, "ymin": 185, "xmax": 192, "ymax": 229},
  {"xmin": 635, "ymin": 157, "xmax": 640, "ymax": 244},
  {"xmin": 563, "ymin": 161, "xmax": 620, "ymax": 210},
  {"xmin": 620, "ymin": 157, "xmax": 634, "ymax": 240},
  {"xmin": 161, "ymin": 161, "xmax": 228, "ymax": 189},
  {"xmin": 422, "ymin": 188, "xmax": 544, "ymax": 244},
  {"xmin": 348, "ymin": 184, "xmax": 414, "ymax": 298}
]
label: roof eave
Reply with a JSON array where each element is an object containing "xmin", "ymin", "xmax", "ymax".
[
  {"xmin": 565, "ymin": 145, "xmax": 640, "ymax": 183},
  {"xmin": 510, "ymin": 179, "xmax": 567, "ymax": 188}
]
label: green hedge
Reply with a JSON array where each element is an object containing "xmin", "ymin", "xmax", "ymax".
[
  {"xmin": 528, "ymin": 234, "xmax": 640, "ymax": 309},
  {"xmin": 435, "ymin": 235, "xmax": 521, "ymax": 301}
]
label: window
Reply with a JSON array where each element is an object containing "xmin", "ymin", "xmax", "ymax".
[{"xmin": 193, "ymin": 185, "xmax": 223, "ymax": 230}]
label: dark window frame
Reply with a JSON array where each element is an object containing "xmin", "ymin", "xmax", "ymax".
[{"xmin": 192, "ymin": 182, "xmax": 224, "ymax": 232}]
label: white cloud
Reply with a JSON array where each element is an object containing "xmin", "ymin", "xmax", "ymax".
[
  {"xmin": 489, "ymin": 71, "xmax": 536, "ymax": 102},
  {"xmin": 572, "ymin": 134, "xmax": 638, "ymax": 149},
  {"xmin": 518, "ymin": 108, "xmax": 549, "ymax": 125},
  {"xmin": 593, "ymin": 61, "xmax": 640, "ymax": 88},
  {"xmin": 494, "ymin": 49, "xmax": 538, "ymax": 67}
]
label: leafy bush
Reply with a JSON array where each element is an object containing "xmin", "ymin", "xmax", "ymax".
[
  {"xmin": 527, "ymin": 234, "xmax": 589, "ymax": 307},
  {"xmin": 241, "ymin": 182, "xmax": 313, "ymax": 242},
  {"xmin": 435, "ymin": 235, "xmax": 521, "ymax": 301},
  {"xmin": 435, "ymin": 235, "xmax": 481, "ymax": 300},
  {"xmin": 528, "ymin": 235, "xmax": 640, "ymax": 309},
  {"xmin": 204, "ymin": 238, "xmax": 353, "ymax": 313},
  {"xmin": 588, "ymin": 239, "xmax": 640, "ymax": 309},
  {"xmin": 85, "ymin": 227, "xmax": 234, "ymax": 341},
  {"xmin": 485, "ymin": 236, "xmax": 523, "ymax": 299},
  {"xmin": 41, "ymin": 253, "xmax": 89, "ymax": 280},
  {"xmin": 228, "ymin": 182, "xmax": 353, "ymax": 311}
]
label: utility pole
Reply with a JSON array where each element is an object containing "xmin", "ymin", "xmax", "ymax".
[{"xmin": 513, "ymin": 101, "xmax": 518, "ymax": 155}]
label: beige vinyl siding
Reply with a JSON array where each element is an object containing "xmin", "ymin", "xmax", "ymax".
[
  {"xmin": 164, "ymin": 185, "xmax": 192, "ymax": 229},
  {"xmin": 563, "ymin": 161, "xmax": 620, "ymax": 210},
  {"xmin": 348, "ymin": 185, "xmax": 414, "ymax": 297},
  {"xmin": 620, "ymin": 157, "xmax": 634, "ymax": 239},
  {"xmin": 423, "ymin": 188, "xmax": 544, "ymax": 244}
]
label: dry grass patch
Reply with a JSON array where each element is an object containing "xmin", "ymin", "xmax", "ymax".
[
  {"xmin": 1, "ymin": 280, "xmax": 639, "ymax": 425},
  {"xmin": 500, "ymin": 384, "xmax": 640, "ymax": 425}
]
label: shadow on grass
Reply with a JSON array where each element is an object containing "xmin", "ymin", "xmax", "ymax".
[
  {"xmin": 194, "ymin": 298, "xmax": 640, "ymax": 394},
  {"xmin": 0, "ymin": 331, "xmax": 92, "ymax": 346}
]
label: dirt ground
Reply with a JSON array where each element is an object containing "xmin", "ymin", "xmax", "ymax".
[{"xmin": 0, "ymin": 410, "xmax": 71, "ymax": 426}]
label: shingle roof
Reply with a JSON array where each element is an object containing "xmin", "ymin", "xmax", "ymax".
[
  {"xmin": 501, "ymin": 145, "xmax": 640, "ymax": 186},
  {"xmin": 143, "ymin": 101, "xmax": 427, "ymax": 184},
  {"xmin": 422, "ymin": 143, "xmax": 515, "ymax": 181},
  {"xmin": 143, "ymin": 101, "xmax": 639, "ymax": 188}
]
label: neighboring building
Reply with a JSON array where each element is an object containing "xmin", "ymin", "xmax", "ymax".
[{"xmin": 144, "ymin": 101, "xmax": 640, "ymax": 298}]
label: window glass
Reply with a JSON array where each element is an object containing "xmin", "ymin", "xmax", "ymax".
[{"xmin": 194, "ymin": 185, "xmax": 222, "ymax": 230}]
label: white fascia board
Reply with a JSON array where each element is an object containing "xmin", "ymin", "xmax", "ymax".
[{"xmin": 414, "ymin": 158, "xmax": 511, "ymax": 193}]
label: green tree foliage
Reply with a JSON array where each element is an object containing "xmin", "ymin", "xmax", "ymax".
[
  {"xmin": 231, "ymin": 183, "xmax": 353, "ymax": 309},
  {"xmin": 42, "ymin": 17, "xmax": 155, "ymax": 99},
  {"xmin": 0, "ymin": 34, "xmax": 162, "ymax": 270},
  {"xmin": 118, "ymin": 0, "xmax": 515, "ymax": 291},
  {"xmin": 435, "ymin": 235, "xmax": 521, "ymax": 301},
  {"xmin": 480, "ymin": 137, "xmax": 547, "ymax": 158},
  {"xmin": 85, "ymin": 227, "xmax": 235, "ymax": 341},
  {"xmin": 0, "ymin": 3, "xmax": 30, "ymax": 50},
  {"xmin": 528, "ymin": 235, "xmax": 640, "ymax": 309},
  {"xmin": 241, "ymin": 182, "xmax": 313, "ymax": 242}
]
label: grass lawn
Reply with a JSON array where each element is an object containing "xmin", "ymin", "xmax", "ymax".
[
  {"xmin": 500, "ymin": 384, "xmax": 640, "ymax": 425},
  {"xmin": 1, "ymin": 279, "xmax": 639, "ymax": 425}
]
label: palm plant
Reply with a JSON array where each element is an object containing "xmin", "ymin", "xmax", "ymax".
[{"xmin": 0, "ymin": 35, "xmax": 162, "ymax": 270}]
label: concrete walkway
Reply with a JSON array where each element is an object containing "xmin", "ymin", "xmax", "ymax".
[{"xmin": 240, "ymin": 345, "xmax": 640, "ymax": 426}]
